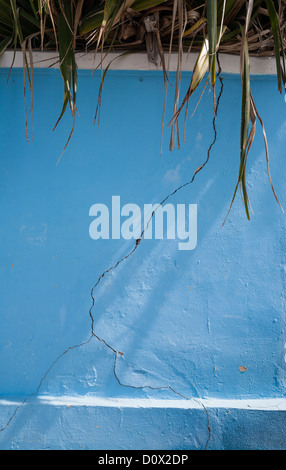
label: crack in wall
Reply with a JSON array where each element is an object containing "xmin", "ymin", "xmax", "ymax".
[
  {"xmin": 0, "ymin": 336, "xmax": 94, "ymax": 434},
  {"xmin": 0, "ymin": 60, "xmax": 224, "ymax": 451}
]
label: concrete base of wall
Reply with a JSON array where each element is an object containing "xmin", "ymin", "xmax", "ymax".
[{"xmin": 1, "ymin": 397, "xmax": 286, "ymax": 450}]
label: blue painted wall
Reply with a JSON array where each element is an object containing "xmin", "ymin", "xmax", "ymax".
[{"xmin": 0, "ymin": 66, "xmax": 286, "ymax": 450}]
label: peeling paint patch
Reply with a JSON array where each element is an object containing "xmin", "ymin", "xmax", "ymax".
[
  {"xmin": 163, "ymin": 164, "xmax": 181, "ymax": 185},
  {"xmin": 20, "ymin": 224, "xmax": 47, "ymax": 246}
]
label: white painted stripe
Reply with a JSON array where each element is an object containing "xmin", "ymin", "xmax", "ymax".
[
  {"xmin": 1, "ymin": 396, "xmax": 286, "ymax": 411},
  {"xmin": 0, "ymin": 51, "xmax": 278, "ymax": 75}
]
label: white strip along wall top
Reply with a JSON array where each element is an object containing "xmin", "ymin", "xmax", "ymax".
[
  {"xmin": 0, "ymin": 51, "xmax": 278, "ymax": 75},
  {"xmin": 1, "ymin": 396, "xmax": 286, "ymax": 411}
]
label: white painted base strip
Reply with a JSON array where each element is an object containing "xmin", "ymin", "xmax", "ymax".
[
  {"xmin": 1, "ymin": 396, "xmax": 286, "ymax": 411},
  {"xmin": 0, "ymin": 51, "xmax": 278, "ymax": 75}
]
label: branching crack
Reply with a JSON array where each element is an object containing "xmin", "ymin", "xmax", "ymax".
[{"xmin": 0, "ymin": 61, "xmax": 224, "ymax": 452}]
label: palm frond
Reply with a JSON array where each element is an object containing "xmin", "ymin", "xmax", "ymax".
[{"xmin": 0, "ymin": 0, "xmax": 285, "ymax": 219}]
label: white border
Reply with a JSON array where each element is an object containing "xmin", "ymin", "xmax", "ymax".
[
  {"xmin": 0, "ymin": 51, "xmax": 278, "ymax": 75},
  {"xmin": 1, "ymin": 396, "xmax": 286, "ymax": 411}
]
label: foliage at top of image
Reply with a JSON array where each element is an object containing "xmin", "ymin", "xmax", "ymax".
[{"xmin": 0, "ymin": 0, "xmax": 285, "ymax": 219}]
